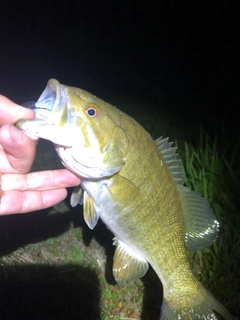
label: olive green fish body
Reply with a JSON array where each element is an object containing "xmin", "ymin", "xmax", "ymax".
[
  {"xmin": 82, "ymin": 114, "xmax": 204, "ymax": 310},
  {"xmin": 16, "ymin": 79, "xmax": 232, "ymax": 319}
]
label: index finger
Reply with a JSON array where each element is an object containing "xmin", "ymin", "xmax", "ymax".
[
  {"xmin": 1, "ymin": 169, "xmax": 81, "ymax": 191},
  {"xmin": 0, "ymin": 95, "xmax": 35, "ymax": 126}
]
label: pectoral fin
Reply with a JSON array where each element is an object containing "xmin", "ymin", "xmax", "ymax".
[
  {"xmin": 83, "ymin": 191, "xmax": 99, "ymax": 230},
  {"xmin": 70, "ymin": 185, "xmax": 84, "ymax": 207},
  {"xmin": 70, "ymin": 186, "xmax": 99, "ymax": 230},
  {"xmin": 113, "ymin": 238, "xmax": 149, "ymax": 285}
]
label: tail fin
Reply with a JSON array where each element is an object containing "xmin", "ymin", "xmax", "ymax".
[{"xmin": 160, "ymin": 285, "xmax": 233, "ymax": 320}]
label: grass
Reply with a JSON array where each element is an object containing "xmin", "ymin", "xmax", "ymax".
[
  {"xmin": 0, "ymin": 211, "xmax": 148, "ymax": 319},
  {"xmin": 179, "ymin": 129, "xmax": 240, "ymax": 313},
  {"xmin": 0, "ymin": 111, "xmax": 239, "ymax": 319}
]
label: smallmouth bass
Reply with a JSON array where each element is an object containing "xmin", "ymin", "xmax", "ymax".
[{"xmin": 17, "ymin": 79, "xmax": 232, "ymax": 320}]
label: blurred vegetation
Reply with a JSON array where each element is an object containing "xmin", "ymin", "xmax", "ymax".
[
  {"xmin": 0, "ymin": 108, "xmax": 239, "ymax": 319},
  {"xmin": 181, "ymin": 130, "xmax": 240, "ymax": 314}
]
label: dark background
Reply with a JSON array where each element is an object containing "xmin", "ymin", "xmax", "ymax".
[{"xmin": 0, "ymin": 0, "xmax": 239, "ymax": 138}]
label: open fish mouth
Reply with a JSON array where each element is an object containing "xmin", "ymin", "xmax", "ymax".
[
  {"xmin": 17, "ymin": 79, "xmax": 72, "ymax": 147},
  {"xmin": 20, "ymin": 101, "xmax": 48, "ymax": 121},
  {"xmin": 21, "ymin": 79, "xmax": 65, "ymax": 116},
  {"xmin": 35, "ymin": 79, "xmax": 63, "ymax": 111}
]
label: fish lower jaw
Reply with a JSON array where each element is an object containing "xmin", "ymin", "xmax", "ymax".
[{"xmin": 55, "ymin": 148, "xmax": 121, "ymax": 179}]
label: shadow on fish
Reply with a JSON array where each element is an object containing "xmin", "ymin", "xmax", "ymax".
[{"xmin": 17, "ymin": 79, "xmax": 233, "ymax": 320}]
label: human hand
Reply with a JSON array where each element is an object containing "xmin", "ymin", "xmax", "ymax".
[{"xmin": 0, "ymin": 95, "xmax": 81, "ymax": 215}]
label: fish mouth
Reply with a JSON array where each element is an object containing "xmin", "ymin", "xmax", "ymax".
[
  {"xmin": 21, "ymin": 101, "xmax": 37, "ymax": 110},
  {"xmin": 22, "ymin": 79, "xmax": 64, "ymax": 120},
  {"xmin": 18, "ymin": 79, "xmax": 72, "ymax": 147},
  {"xmin": 34, "ymin": 79, "xmax": 65, "ymax": 116}
]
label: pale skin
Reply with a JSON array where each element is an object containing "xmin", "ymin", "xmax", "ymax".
[{"xmin": 0, "ymin": 95, "xmax": 81, "ymax": 215}]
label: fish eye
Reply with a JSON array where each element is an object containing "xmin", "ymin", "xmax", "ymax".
[{"xmin": 85, "ymin": 105, "xmax": 99, "ymax": 117}]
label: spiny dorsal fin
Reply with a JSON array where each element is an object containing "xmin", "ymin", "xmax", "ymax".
[
  {"xmin": 155, "ymin": 136, "xmax": 186, "ymax": 185},
  {"xmin": 178, "ymin": 185, "xmax": 219, "ymax": 251}
]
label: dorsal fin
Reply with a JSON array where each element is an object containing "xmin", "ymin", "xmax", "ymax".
[
  {"xmin": 156, "ymin": 137, "xmax": 219, "ymax": 251},
  {"xmin": 155, "ymin": 136, "xmax": 186, "ymax": 185},
  {"xmin": 178, "ymin": 185, "xmax": 219, "ymax": 251}
]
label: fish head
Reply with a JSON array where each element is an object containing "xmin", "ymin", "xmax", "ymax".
[{"xmin": 17, "ymin": 79, "xmax": 128, "ymax": 179}]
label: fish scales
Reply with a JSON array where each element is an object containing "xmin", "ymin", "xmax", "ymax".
[
  {"xmin": 16, "ymin": 79, "xmax": 233, "ymax": 320},
  {"xmin": 106, "ymin": 114, "xmax": 195, "ymax": 285},
  {"xmin": 110, "ymin": 114, "xmax": 189, "ymax": 275}
]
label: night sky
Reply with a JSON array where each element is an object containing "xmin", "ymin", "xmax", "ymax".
[{"xmin": 0, "ymin": 1, "xmax": 239, "ymax": 138}]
